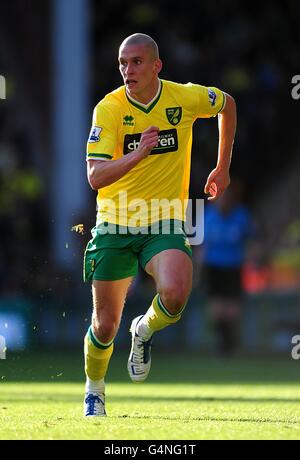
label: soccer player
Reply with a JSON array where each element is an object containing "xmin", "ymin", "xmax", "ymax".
[{"xmin": 83, "ymin": 33, "xmax": 236, "ymax": 416}]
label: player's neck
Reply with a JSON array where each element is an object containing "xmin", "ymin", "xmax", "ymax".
[{"xmin": 127, "ymin": 79, "xmax": 161, "ymax": 106}]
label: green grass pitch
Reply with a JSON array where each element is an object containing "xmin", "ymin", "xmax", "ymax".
[{"xmin": 1, "ymin": 351, "xmax": 300, "ymax": 440}]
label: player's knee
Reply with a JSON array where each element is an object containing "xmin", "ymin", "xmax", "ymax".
[
  {"xmin": 92, "ymin": 314, "xmax": 119, "ymax": 343},
  {"xmin": 159, "ymin": 284, "xmax": 190, "ymax": 316}
]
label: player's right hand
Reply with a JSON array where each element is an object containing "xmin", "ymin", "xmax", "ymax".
[{"xmin": 137, "ymin": 126, "xmax": 160, "ymax": 157}]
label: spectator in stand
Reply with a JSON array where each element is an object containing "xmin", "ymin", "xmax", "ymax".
[{"xmin": 201, "ymin": 180, "xmax": 256, "ymax": 357}]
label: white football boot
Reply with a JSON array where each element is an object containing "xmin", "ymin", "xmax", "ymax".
[
  {"xmin": 127, "ymin": 315, "xmax": 153, "ymax": 383},
  {"xmin": 84, "ymin": 392, "xmax": 106, "ymax": 417}
]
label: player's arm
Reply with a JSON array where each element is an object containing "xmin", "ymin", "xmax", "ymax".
[
  {"xmin": 204, "ymin": 92, "xmax": 236, "ymax": 200},
  {"xmin": 87, "ymin": 126, "xmax": 159, "ymax": 190}
]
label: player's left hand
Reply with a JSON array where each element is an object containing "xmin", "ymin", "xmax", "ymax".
[{"xmin": 204, "ymin": 167, "xmax": 230, "ymax": 201}]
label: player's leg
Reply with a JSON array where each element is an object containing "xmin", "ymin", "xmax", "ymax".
[
  {"xmin": 84, "ymin": 277, "xmax": 133, "ymax": 415},
  {"xmin": 140, "ymin": 249, "xmax": 193, "ymax": 334},
  {"xmin": 206, "ymin": 266, "xmax": 243, "ymax": 357},
  {"xmin": 128, "ymin": 249, "xmax": 192, "ymax": 382},
  {"xmin": 84, "ymin": 228, "xmax": 138, "ymax": 412},
  {"xmin": 210, "ymin": 298, "xmax": 242, "ymax": 357}
]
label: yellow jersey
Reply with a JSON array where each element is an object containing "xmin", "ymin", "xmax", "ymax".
[{"xmin": 87, "ymin": 79, "xmax": 225, "ymax": 227}]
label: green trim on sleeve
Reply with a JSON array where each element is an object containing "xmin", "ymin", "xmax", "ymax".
[
  {"xmin": 216, "ymin": 92, "xmax": 226, "ymax": 115},
  {"xmin": 87, "ymin": 153, "xmax": 113, "ymax": 159}
]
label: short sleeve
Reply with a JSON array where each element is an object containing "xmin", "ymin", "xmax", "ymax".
[
  {"xmin": 86, "ymin": 102, "xmax": 118, "ymax": 161},
  {"xmin": 186, "ymin": 83, "xmax": 226, "ymax": 119}
]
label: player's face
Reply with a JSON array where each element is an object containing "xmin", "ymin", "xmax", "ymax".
[{"xmin": 118, "ymin": 44, "xmax": 161, "ymax": 99}]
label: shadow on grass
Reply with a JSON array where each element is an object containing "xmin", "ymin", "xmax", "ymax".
[
  {"xmin": 2, "ymin": 395, "xmax": 300, "ymax": 404},
  {"xmin": 1, "ymin": 351, "xmax": 300, "ymax": 384},
  {"xmin": 111, "ymin": 414, "xmax": 300, "ymax": 425}
]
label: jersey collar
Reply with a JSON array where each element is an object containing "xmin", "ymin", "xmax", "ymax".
[{"xmin": 125, "ymin": 80, "xmax": 163, "ymax": 114}]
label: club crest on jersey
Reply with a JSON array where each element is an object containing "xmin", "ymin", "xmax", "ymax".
[
  {"xmin": 88, "ymin": 126, "xmax": 102, "ymax": 143},
  {"xmin": 166, "ymin": 107, "xmax": 182, "ymax": 126},
  {"xmin": 208, "ymin": 89, "xmax": 217, "ymax": 107}
]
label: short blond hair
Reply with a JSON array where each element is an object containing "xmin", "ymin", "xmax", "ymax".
[{"xmin": 120, "ymin": 33, "xmax": 159, "ymax": 59}]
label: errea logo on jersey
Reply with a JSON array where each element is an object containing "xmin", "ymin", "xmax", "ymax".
[
  {"xmin": 124, "ymin": 129, "xmax": 178, "ymax": 155},
  {"xmin": 123, "ymin": 115, "xmax": 134, "ymax": 126}
]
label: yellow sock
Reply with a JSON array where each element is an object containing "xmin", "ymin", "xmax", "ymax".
[
  {"xmin": 142, "ymin": 294, "xmax": 186, "ymax": 333},
  {"xmin": 84, "ymin": 326, "xmax": 114, "ymax": 381}
]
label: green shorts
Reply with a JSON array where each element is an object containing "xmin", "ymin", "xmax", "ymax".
[{"xmin": 83, "ymin": 220, "xmax": 192, "ymax": 281}]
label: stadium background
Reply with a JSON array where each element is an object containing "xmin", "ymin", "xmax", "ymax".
[{"xmin": 0, "ymin": 0, "xmax": 300, "ymax": 356}]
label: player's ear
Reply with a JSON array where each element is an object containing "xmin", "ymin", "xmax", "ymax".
[{"xmin": 154, "ymin": 59, "xmax": 163, "ymax": 74}]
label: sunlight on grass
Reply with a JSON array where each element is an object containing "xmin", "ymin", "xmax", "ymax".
[{"xmin": 1, "ymin": 381, "xmax": 300, "ymax": 439}]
